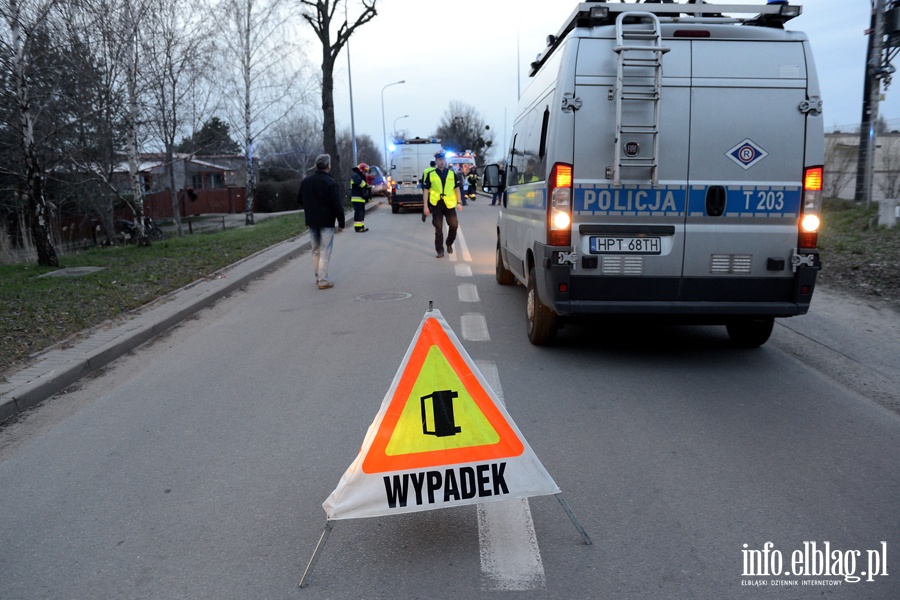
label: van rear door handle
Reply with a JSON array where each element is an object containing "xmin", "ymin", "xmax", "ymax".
[{"xmin": 705, "ymin": 186, "xmax": 726, "ymax": 217}]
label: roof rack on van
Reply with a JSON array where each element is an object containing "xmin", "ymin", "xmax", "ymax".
[
  {"xmin": 398, "ymin": 137, "xmax": 441, "ymax": 144},
  {"xmin": 530, "ymin": 2, "xmax": 803, "ymax": 76}
]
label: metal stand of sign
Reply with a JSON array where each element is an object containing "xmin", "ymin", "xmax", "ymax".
[
  {"xmin": 299, "ymin": 521, "xmax": 333, "ymax": 588},
  {"xmin": 556, "ymin": 493, "xmax": 592, "ymax": 545},
  {"xmin": 299, "ymin": 497, "xmax": 590, "ymax": 589}
]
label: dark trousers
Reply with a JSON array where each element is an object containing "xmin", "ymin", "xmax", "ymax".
[
  {"xmin": 430, "ymin": 200, "xmax": 458, "ymax": 253},
  {"xmin": 352, "ymin": 201, "xmax": 366, "ymax": 229}
]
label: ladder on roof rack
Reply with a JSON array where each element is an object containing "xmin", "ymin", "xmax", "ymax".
[{"xmin": 613, "ymin": 11, "xmax": 669, "ymax": 186}]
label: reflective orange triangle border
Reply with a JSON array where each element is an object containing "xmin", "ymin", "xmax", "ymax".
[{"xmin": 362, "ymin": 317, "xmax": 524, "ymax": 474}]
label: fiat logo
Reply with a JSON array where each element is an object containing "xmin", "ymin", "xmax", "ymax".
[{"xmin": 624, "ymin": 142, "xmax": 640, "ymax": 156}]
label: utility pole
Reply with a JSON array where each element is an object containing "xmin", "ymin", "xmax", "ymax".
[
  {"xmin": 346, "ymin": 3, "xmax": 358, "ymax": 167},
  {"xmin": 855, "ymin": 0, "xmax": 884, "ymax": 206},
  {"xmin": 855, "ymin": 0, "xmax": 900, "ymax": 206}
]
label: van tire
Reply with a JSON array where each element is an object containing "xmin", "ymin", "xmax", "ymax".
[
  {"xmin": 391, "ymin": 202, "xmax": 400, "ymax": 214},
  {"xmin": 496, "ymin": 242, "xmax": 515, "ymax": 285},
  {"xmin": 726, "ymin": 317, "xmax": 775, "ymax": 348},
  {"xmin": 526, "ymin": 267, "xmax": 557, "ymax": 345}
]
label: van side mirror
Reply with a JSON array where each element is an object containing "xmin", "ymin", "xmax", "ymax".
[{"xmin": 481, "ymin": 164, "xmax": 501, "ymax": 193}]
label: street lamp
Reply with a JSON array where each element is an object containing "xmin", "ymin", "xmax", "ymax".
[
  {"xmin": 393, "ymin": 114, "xmax": 409, "ymax": 137},
  {"xmin": 381, "ymin": 80, "xmax": 405, "ymax": 169}
]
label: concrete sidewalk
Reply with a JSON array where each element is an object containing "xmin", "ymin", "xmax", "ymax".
[{"xmin": 0, "ymin": 203, "xmax": 380, "ymax": 424}]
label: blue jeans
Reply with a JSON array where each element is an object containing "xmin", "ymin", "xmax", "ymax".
[{"xmin": 309, "ymin": 227, "xmax": 335, "ymax": 282}]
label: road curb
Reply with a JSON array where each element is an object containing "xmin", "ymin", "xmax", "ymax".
[
  {"xmin": 0, "ymin": 232, "xmax": 311, "ymax": 424},
  {"xmin": 0, "ymin": 200, "xmax": 381, "ymax": 424}
]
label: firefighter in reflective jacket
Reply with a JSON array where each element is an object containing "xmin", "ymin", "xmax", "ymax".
[
  {"xmin": 350, "ymin": 163, "xmax": 371, "ymax": 232},
  {"xmin": 465, "ymin": 167, "xmax": 479, "ymax": 202},
  {"xmin": 422, "ymin": 151, "xmax": 461, "ymax": 258}
]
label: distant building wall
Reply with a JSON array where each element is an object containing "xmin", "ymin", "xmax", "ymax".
[{"xmin": 825, "ymin": 131, "xmax": 900, "ymax": 201}]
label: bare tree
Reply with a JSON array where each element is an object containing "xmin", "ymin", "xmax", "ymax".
[
  {"xmin": 218, "ymin": 0, "xmax": 313, "ymax": 225},
  {"xmin": 299, "ymin": 0, "xmax": 376, "ymax": 188},
  {"xmin": 435, "ymin": 101, "xmax": 494, "ymax": 167},
  {"xmin": 337, "ymin": 128, "xmax": 378, "ymax": 172},
  {"xmin": 48, "ymin": 0, "xmax": 126, "ymax": 243},
  {"xmin": 257, "ymin": 112, "xmax": 323, "ymax": 179},
  {"xmin": 142, "ymin": 0, "xmax": 216, "ymax": 237},
  {"xmin": 2, "ymin": 0, "xmax": 61, "ymax": 266}
]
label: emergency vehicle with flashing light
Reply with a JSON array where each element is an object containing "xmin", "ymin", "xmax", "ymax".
[
  {"xmin": 482, "ymin": 1, "xmax": 824, "ymax": 347},
  {"xmin": 447, "ymin": 150, "xmax": 478, "ymax": 200},
  {"xmin": 446, "ymin": 150, "xmax": 477, "ymax": 174},
  {"xmin": 388, "ymin": 137, "xmax": 443, "ymax": 214}
]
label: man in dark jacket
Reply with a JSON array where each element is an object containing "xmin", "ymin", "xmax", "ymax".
[{"xmin": 298, "ymin": 154, "xmax": 345, "ymax": 289}]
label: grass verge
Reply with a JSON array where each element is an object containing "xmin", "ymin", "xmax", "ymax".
[
  {"xmin": 817, "ymin": 199, "xmax": 900, "ymax": 306},
  {"xmin": 1, "ymin": 214, "xmax": 305, "ymax": 375}
]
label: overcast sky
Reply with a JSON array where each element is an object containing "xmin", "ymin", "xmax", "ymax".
[{"xmin": 311, "ymin": 1, "xmax": 895, "ymax": 163}]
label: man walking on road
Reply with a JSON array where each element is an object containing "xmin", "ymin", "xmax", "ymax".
[
  {"xmin": 297, "ymin": 154, "xmax": 345, "ymax": 289},
  {"xmin": 422, "ymin": 151, "xmax": 462, "ymax": 258}
]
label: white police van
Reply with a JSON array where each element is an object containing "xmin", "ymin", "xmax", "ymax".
[
  {"xmin": 389, "ymin": 137, "xmax": 443, "ymax": 214},
  {"xmin": 483, "ymin": 1, "xmax": 824, "ymax": 346}
]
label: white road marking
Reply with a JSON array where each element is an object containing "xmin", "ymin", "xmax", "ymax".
[
  {"xmin": 450, "ymin": 227, "xmax": 472, "ymax": 262},
  {"xmin": 458, "ymin": 283, "xmax": 480, "ymax": 303},
  {"xmin": 455, "ymin": 264, "xmax": 473, "ymax": 277},
  {"xmin": 461, "ymin": 313, "xmax": 490, "ymax": 342},
  {"xmin": 474, "ymin": 361, "xmax": 546, "ymax": 591}
]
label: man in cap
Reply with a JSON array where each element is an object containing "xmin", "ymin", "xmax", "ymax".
[{"xmin": 422, "ymin": 151, "xmax": 462, "ymax": 258}]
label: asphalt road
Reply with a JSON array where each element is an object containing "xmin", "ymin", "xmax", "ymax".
[{"xmin": 1, "ymin": 197, "xmax": 898, "ymax": 599}]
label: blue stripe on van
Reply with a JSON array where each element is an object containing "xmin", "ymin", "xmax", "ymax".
[
  {"xmin": 687, "ymin": 185, "xmax": 801, "ymax": 218},
  {"xmin": 574, "ymin": 184, "xmax": 686, "ymax": 216}
]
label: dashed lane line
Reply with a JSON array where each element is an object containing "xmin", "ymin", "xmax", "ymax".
[
  {"xmin": 461, "ymin": 313, "xmax": 490, "ymax": 342},
  {"xmin": 449, "ymin": 226, "xmax": 473, "ymax": 262},
  {"xmin": 458, "ymin": 283, "xmax": 480, "ymax": 303},
  {"xmin": 474, "ymin": 360, "xmax": 546, "ymax": 591}
]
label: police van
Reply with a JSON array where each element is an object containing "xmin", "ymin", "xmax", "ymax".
[
  {"xmin": 389, "ymin": 137, "xmax": 443, "ymax": 214},
  {"xmin": 483, "ymin": 1, "xmax": 824, "ymax": 346}
]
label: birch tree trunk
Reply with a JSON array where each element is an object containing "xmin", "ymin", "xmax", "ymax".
[
  {"xmin": 124, "ymin": 0, "xmax": 149, "ymax": 244},
  {"xmin": 8, "ymin": 0, "xmax": 59, "ymax": 266},
  {"xmin": 219, "ymin": 0, "xmax": 313, "ymax": 226},
  {"xmin": 242, "ymin": 2, "xmax": 255, "ymax": 225}
]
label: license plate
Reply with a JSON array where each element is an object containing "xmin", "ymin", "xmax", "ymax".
[{"xmin": 590, "ymin": 236, "xmax": 661, "ymax": 254}]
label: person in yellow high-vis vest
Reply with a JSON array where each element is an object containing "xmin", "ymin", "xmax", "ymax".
[
  {"xmin": 422, "ymin": 151, "xmax": 462, "ymax": 258},
  {"xmin": 350, "ymin": 163, "xmax": 371, "ymax": 232}
]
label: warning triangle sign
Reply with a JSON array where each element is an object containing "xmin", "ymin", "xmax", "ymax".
[{"xmin": 323, "ymin": 309, "xmax": 560, "ymax": 520}]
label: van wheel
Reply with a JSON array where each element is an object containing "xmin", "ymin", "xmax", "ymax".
[
  {"xmin": 391, "ymin": 202, "xmax": 399, "ymax": 214},
  {"xmin": 496, "ymin": 242, "xmax": 515, "ymax": 285},
  {"xmin": 726, "ymin": 317, "xmax": 775, "ymax": 348},
  {"xmin": 526, "ymin": 267, "xmax": 557, "ymax": 345}
]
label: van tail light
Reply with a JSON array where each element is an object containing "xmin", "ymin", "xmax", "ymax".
[
  {"xmin": 548, "ymin": 163, "xmax": 573, "ymax": 246},
  {"xmin": 798, "ymin": 165, "xmax": 822, "ymax": 250}
]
